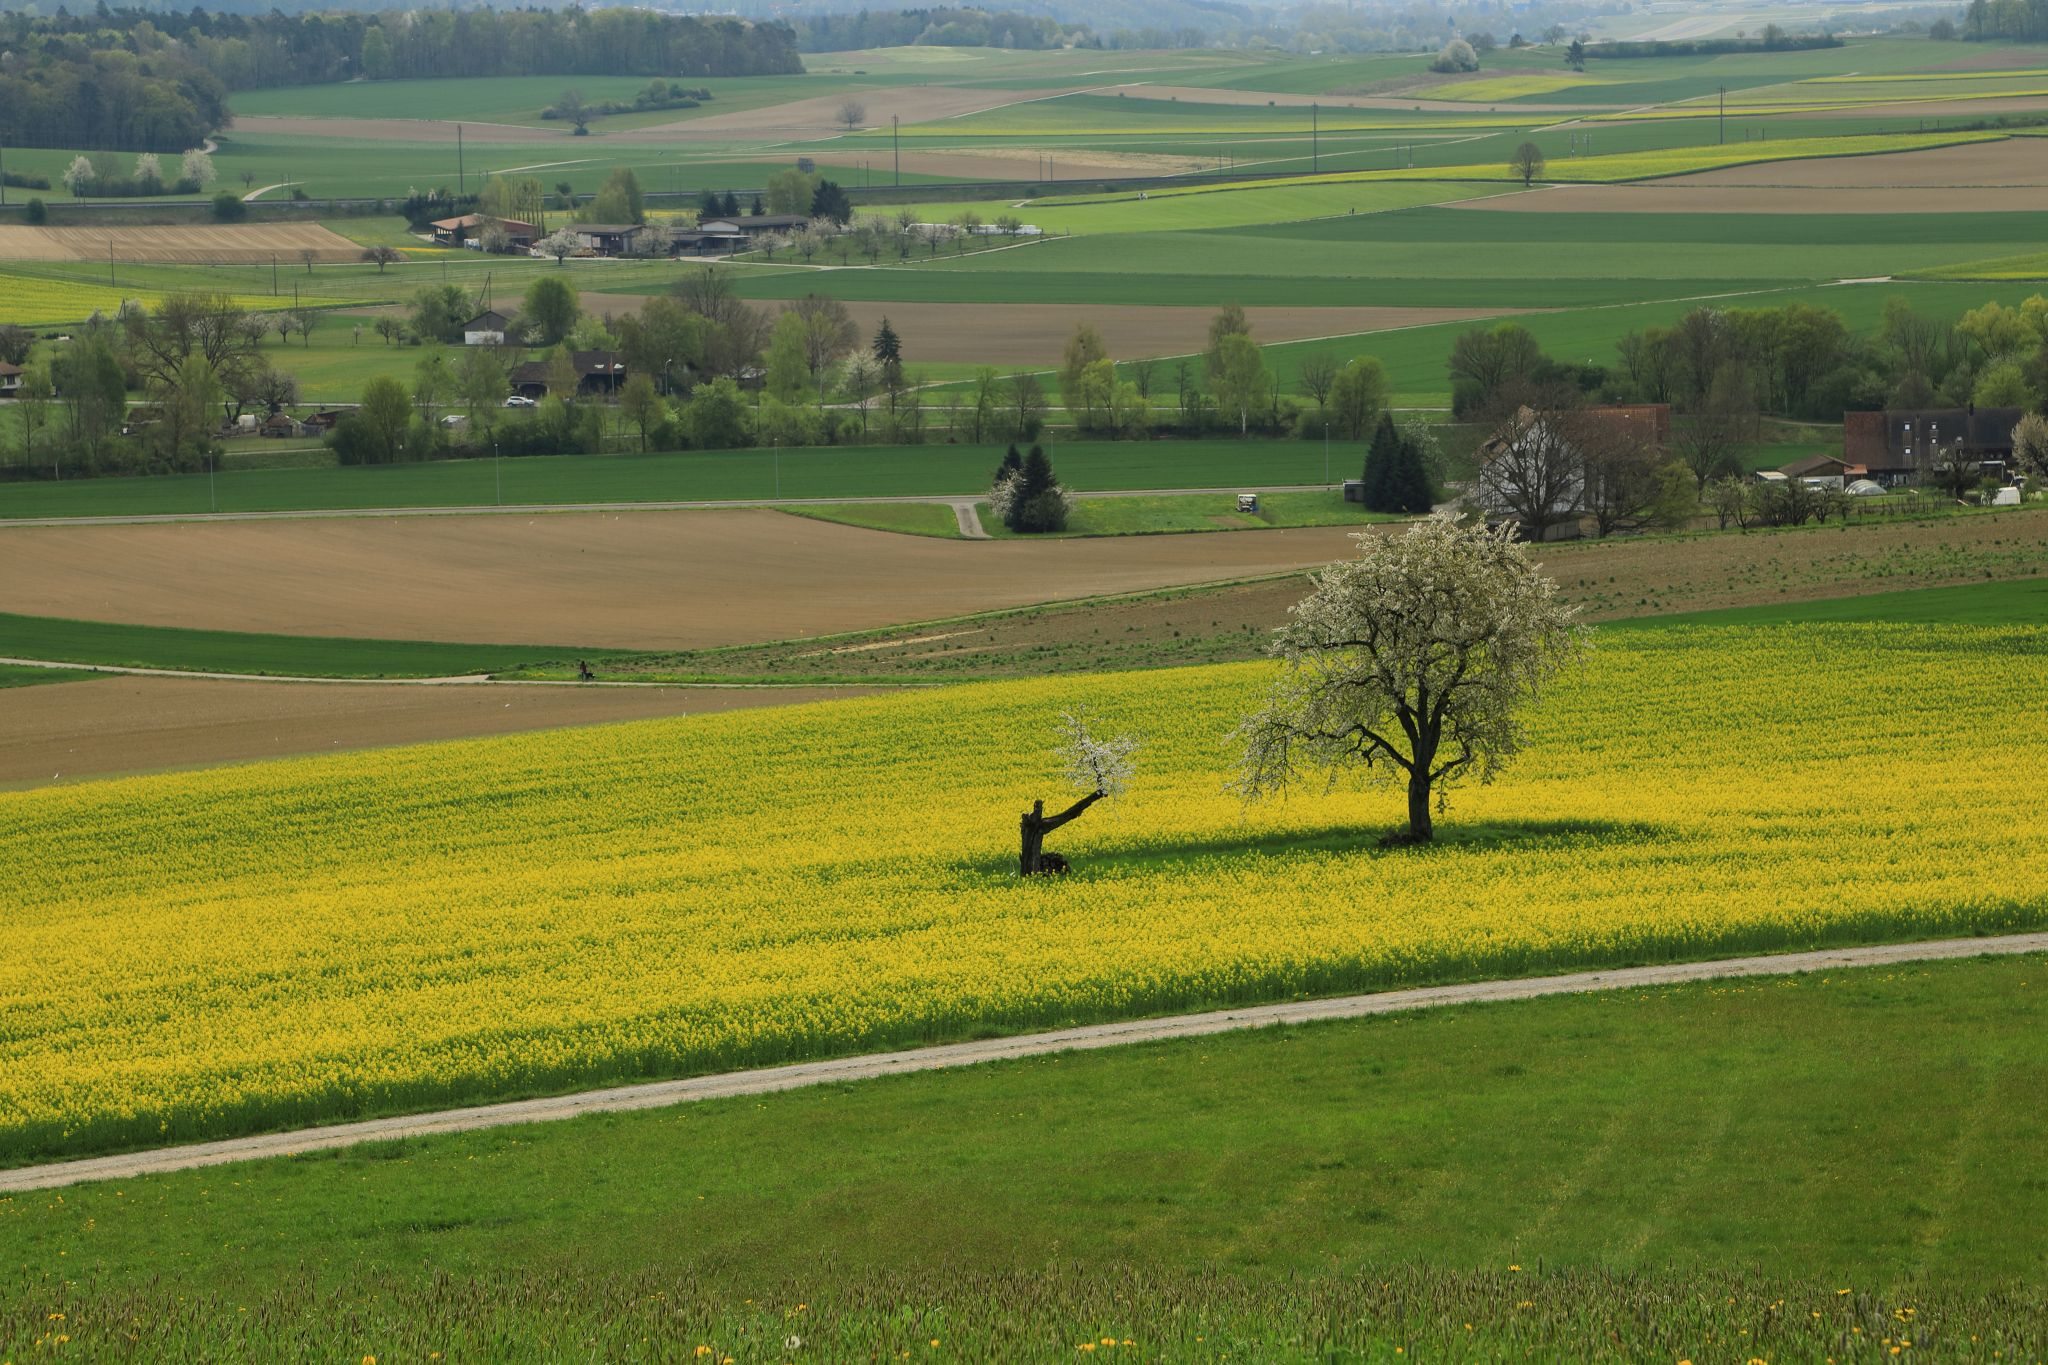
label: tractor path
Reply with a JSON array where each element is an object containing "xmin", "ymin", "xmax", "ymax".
[{"xmin": 3, "ymin": 932, "xmax": 2043, "ymax": 1192}]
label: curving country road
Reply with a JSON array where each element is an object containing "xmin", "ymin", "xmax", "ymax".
[{"xmin": 3, "ymin": 932, "xmax": 2041, "ymax": 1194}]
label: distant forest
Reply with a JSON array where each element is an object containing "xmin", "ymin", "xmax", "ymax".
[
  {"xmin": 0, "ymin": 6, "xmax": 801, "ymax": 151},
  {"xmin": 779, "ymin": 0, "xmax": 1619, "ymax": 55},
  {"xmin": 1962, "ymin": 0, "xmax": 2048, "ymax": 39}
]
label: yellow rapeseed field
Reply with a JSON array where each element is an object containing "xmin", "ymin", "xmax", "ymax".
[{"xmin": 2, "ymin": 624, "xmax": 2043, "ymax": 1161}]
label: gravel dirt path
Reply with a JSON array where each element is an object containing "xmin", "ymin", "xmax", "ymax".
[{"xmin": 4, "ymin": 933, "xmax": 2039, "ymax": 1193}]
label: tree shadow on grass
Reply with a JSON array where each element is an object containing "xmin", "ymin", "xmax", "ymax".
[{"xmin": 968, "ymin": 817, "xmax": 1673, "ymax": 881}]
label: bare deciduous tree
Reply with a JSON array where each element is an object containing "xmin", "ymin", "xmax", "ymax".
[
  {"xmin": 1474, "ymin": 389, "xmax": 1587, "ymax": 540},
  {"xmin": 1674, "ymin": 365, "xmax": 1756, "ymax": 489},
  {"xmin": 838, "ymin": 100, "xmax": 867, "ymax": 133},
  {"xmin": 1234, "ymin": 516, "xmax": 1585, "ymax": 844}
]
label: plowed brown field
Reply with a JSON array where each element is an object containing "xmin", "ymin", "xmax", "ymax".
[
  {"xmin": 0, "ymin": 223, "xmax": 366, "ymax": 264},
  {"xmin": 0, "ymin": 510, "xmax": 1365, "ymax": 649},
  {"xmin": 1457, "ymin": 135, "xmax": 2048, "ymax": 214},
  {"xmin": 0, "ymin": 675, "xmax": 880, "ymax": 789}
]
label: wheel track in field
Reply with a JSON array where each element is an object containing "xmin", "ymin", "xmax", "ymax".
[{"xmin": 2, "ymin": 932, "xmax": 2042, "ymax": 1192}]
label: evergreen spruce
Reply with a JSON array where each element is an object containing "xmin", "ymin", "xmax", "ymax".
[
  {"xmin": 872, "ymin": 318, "xmax": 903, "ymax": 368},
  {"xmin": 1388, "ymin": 428, "xmax": 1438, "ymax": 513},
  {"xmin": 1362, "ymin": 413, "xmax": 1401, "ymax": 511}
]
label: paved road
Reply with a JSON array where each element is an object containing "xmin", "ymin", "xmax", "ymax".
[
  {"xmin": 4, "ymin": 932, "xmax": 2041, "ymax": 1193},
  {"xmin": 0, "ymin": 485, "xmax": 1342, "ymax": 530}
]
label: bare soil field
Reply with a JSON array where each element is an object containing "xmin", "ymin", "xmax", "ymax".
[
  {"xmin": 1452, "ymin": 181, "xmax": 2048, "ymax": 213},
  {"xmin": 1667, "ymin": 135, "xmax": 2048, "ymax": 187},
  {"xmin": 577, "ymin": 296, "xmax": 1529, "ymax": 365},
  {"xmin": 1457, "ymin": 137, "xmax": 2048, "ymax": 215},
  {"xmin": 0, "ymin": 511, "xmax": 1367, "ymax": 649},
  {"xmin": 1102, "ymin": 81, "xmax": 1595, "ymax": 114},
  {"xmin": 228, "ymin": 115, "xmax": 561, "ymax": 145},
  {"xmin": 625, "ymin": 509, "xmax": 2048, "ymax": 681},
  {"xmin": 875, "ymin": 146, "xmax": 1209, "ymax": 178},
  {"xmin": 616, "ymin": 86, "xmax": 1079, "ymax": 143},
  {"xmin": 0, "ymin": 223, "xmax": 366, "ymax": 264},
  {"xmin": 0, "ymin": 674, "xmax": 879, "ymax": 789},
  {"xmin": 1781, "ymin": 95, "xmax": 2048, "ymax": 119}
]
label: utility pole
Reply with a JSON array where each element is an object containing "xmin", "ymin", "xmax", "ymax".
[
  {"xmin": 1312, "ymin": 102, "xmax": 1318, "ymax": 174},
  {"xmin": 1718, "ymin": 85, "xmax": 1726, "ymax": 144},
  {"xmin": 457, "ymin": 123, "xmax": 466, "ymax": 194},
  {"xmin": 1, "ymin": 139, "xmax": 7, "ymax": 208},
  {"xmin": 893, "ymin": 114, "xmax": 900, "ymax": 187}
]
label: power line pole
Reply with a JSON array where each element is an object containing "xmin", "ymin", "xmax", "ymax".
[
  {"xmin": 893, "ymin": 114, "xmax": 900, "ymax": 187},
  {"xmin": 1312, "ymin": 102, "xmax": 1319, "ymax": 173},
  {"xmin": 457, "ymin": 123, "xmax": 466, "ymax": 194},
  {"xmin": 1718, "ymin": 85, "xmax": 1726, "ymax": 145}
]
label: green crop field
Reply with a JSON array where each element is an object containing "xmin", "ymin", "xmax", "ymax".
[
  {"xmin": 0, "ymin": 612, "xmax": 591, "ymax": 677},
  {"xmin": 0, "ymin": 439, "xmax": 1346, "ymax": 519}
]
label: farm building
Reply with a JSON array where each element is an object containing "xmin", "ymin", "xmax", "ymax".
[
  {"xmin": 260, "ymin": 412, "xmax": 305, "ymax": 438},
  {"xmin": 0, "ymin": 361, "xmax": 21, "ymax": 396},
  {"xmin": 1780, "ymin": 453, "xmax": 1852, "ymax": 489},
  {"xmin": 508, "ymin": 351, "xmax": 628, "ymax": 400},
  {"xmin": 462, "ymin": 310, "xmax": 512, "ymax": 345},
  {"xmin": 1843, "ymin": 406, "xmax": 2022, "ymax": 486},
  {"xmin": 698, "ymin": 214, "xmax": 809, "ymax": 236},
  {"xmin": 572, "ymin": 225, "xmax": 649, "ymax": 256},
  {"xmin": 430, "ymin": 215, "xmax": 538, "ymax": 250},
  {"xmin": 670, "ymin": 227, "xmax": 750, "ymax": 256}
]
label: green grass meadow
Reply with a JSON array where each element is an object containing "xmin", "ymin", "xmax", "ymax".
[{"xmin": 2, "ymin": 952, "xmax": 2043, "ymax": 1359}]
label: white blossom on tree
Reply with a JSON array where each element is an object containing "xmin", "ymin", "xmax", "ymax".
[
  {"xmin": 62, "ymin": 156, "xmax": 95, "ymax": 194},
  {"xmin": 1233, "ymin": 514, "xmax": 1585, "ymax": 844},
  {"xmin": 134, "ymin": 153, "xmax": 163, "ymax": 189},
  {"xmin": 536, "ymin": 229, "xmax": 582, "ymax": 264},
  {"xmin": 180, "ymin": 148, "xmax": 217, "ymax": 189},
  {"xmin": 1056, "ymin": 709, "xmax": 1138, "ymax": 802},
  {"xmin": 1017, "ymin": 710, "xmax": 1140, "ymax": 875}
]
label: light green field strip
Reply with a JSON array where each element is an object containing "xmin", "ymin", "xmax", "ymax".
[
  {"xmin": 1807, "ymin": 66, "xmax": 2048, "ymax": 82},
  {"xmin": 1913, "ymin": 251, "xmax": 2048, "ymax": 280},
  {"xmin": 900, "ymin": 180, "xmax": 1510, "ymax": 234},
  {"xmin": 0, "ymin": 274, "xmax": 349, "ymax": 328},
  {"xmin": 1413, "ymin": 74, "xmax": 1616, "ymax": 101},
  {"xmin": 1596, "ymin": 89, "xmax": 2048, "ymax": 118},
  {"xmin": 888, "ymin": 113, "xmax": 1540, "ymax": 138},
  {"xmin": 1015, "ymin": 129, "xmax": 2004, "ymax": 196}
]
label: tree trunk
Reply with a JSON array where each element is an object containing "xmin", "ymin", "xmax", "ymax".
[
  {"xmin": 1020, "ymin": 799, "xmax": 1047, "ymax": 876},
  {"xmin": 1019, "ymin": 790, "xmax": 1103, "ymax": 875},
  {"xmin": 1406, "ymin": 770, "xmax": 1435, "ymax": 843}
]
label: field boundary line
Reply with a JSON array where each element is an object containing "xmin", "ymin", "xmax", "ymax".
[
  {"xmin": 3, "ymin": 933, "xmax": 2041, "ymax": 1193},
  {"xmin": 0, "ymin": 483, "xmax": 1346, "ymax": 529},
  {"xmin": 0, "ymin": 657, "xmax": 916, "ymax": 690}
]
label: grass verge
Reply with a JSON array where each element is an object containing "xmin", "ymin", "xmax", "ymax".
[
  {"xmin": 0, "ymin": 663, "xmax": 93, "ymax": 689},
  {"xmin": 2, "ymin": 954, "xmax": 2043, "ymax": 1359},
  {"xmin": 778, "ymin": 501, "xmax": 964, "ymax": 537},
  {"xmin": 978, "ymin": 490, "xmax": 1405, "ymax": 537}
]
